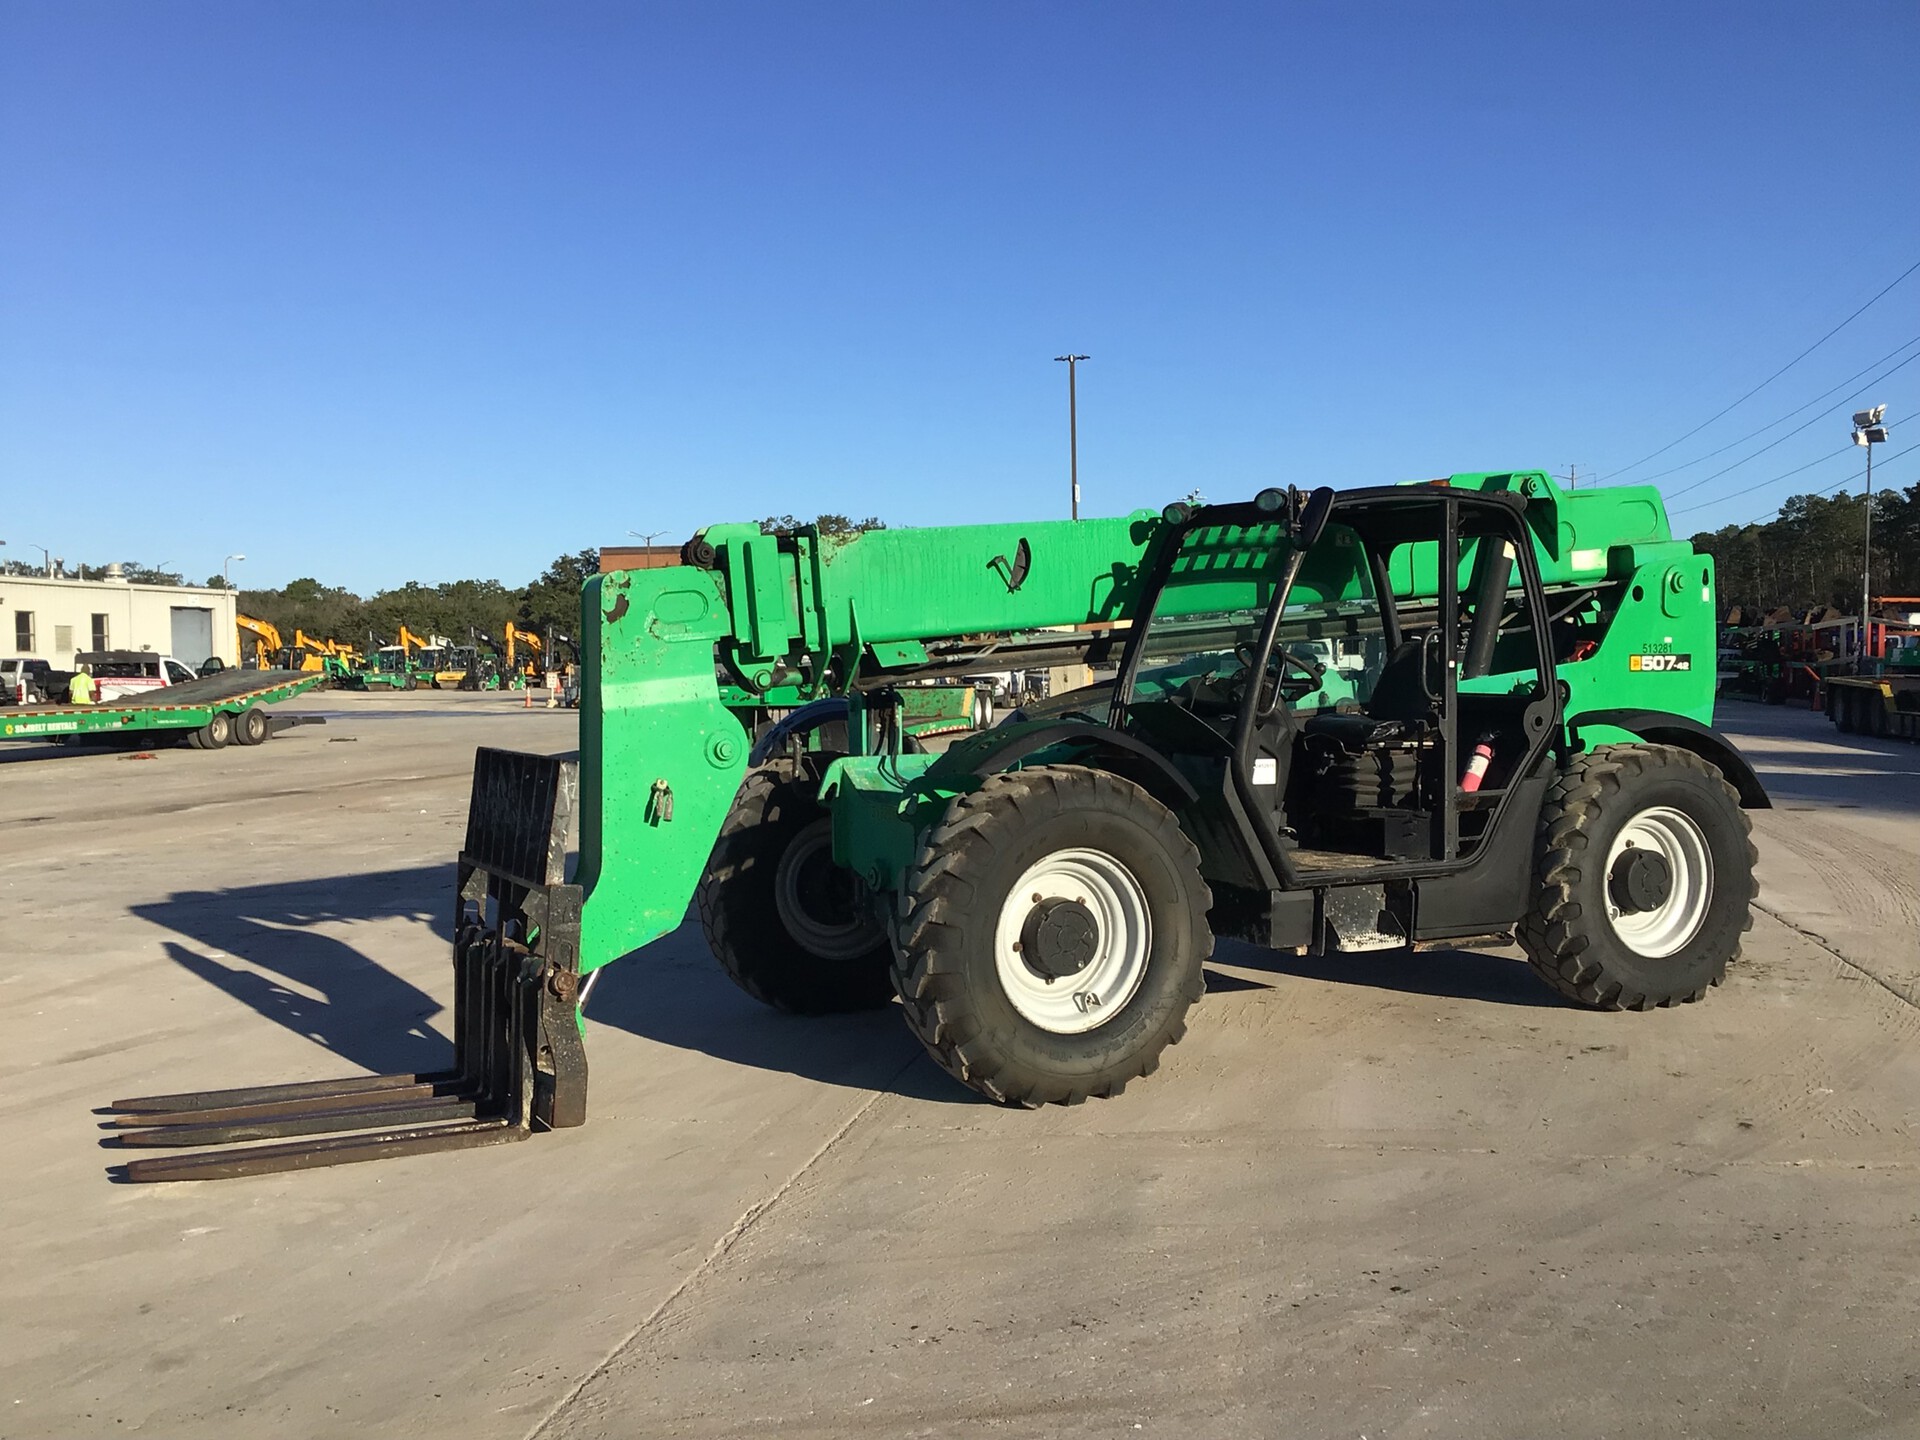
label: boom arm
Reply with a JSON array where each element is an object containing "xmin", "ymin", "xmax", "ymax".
[{"xmin": 572, "ymin": 512, "xmax": 1163, "ymax": 972}]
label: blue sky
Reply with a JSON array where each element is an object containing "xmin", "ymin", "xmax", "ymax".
[{"xmin": 2, "ymin": 2, "xmax": 1916, "ymax": 593}]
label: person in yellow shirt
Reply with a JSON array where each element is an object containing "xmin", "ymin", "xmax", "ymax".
[{"xmin": 68, "ymin": 667, "xmax": 96, "ymax": 705}]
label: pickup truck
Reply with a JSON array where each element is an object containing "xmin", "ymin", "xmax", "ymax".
[
  {"xmin": 1, "ymin": 658, "xmax": 71, "ymax": 705},
  {"xmin": 74, "ymin": 651, "xmax": 201, "ymax": 702}
]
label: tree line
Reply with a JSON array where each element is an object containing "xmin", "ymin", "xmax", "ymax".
[
  {"xmin": 226, "ymin": 550, "xmax": 604, "ymax": 652},
  {"xmin": 1690, "ymin": 483, "xmax": 1920, "ymax": 618},
  {"xmin": 17, "ymin": 514, "xmax": 891, "ymax": 654}
]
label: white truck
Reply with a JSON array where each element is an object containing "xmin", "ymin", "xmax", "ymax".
[{"xmin": 74, "ymin": 650, "xmax": 201, "ymax": 702}]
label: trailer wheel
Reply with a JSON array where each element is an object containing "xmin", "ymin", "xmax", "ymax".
[
  {"xmin": 184, "ymin": 714, "xmax": 229, "ymax": 749},
  {"xmin": 233, "ymin": 708, "xmax": 269, "ymax": 746},
  {"xmin": 697, "ymin": 763, "xmax": 894, "ymax": 1014},
  {"xmin": 1519, "ymin": 744, "xmax": 1755, "ymax": 1010},
  {"xmin": 893, "ymin": 765, "xmax": 1211, "ymax": 1106}
]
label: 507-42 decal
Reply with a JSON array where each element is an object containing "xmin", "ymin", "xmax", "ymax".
[{"xmin": 1628, "ymin": 653, "xmax": 1693, "ymax": 672}]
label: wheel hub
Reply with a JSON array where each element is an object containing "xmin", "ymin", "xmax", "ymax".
[
  {"xmin": 773, "ymin": 820, "xmax": 879, "ymax": 960},
  {"xmin": 1019, "ymin": 897, "xmax": 1099, "ymax": 981},
  {"xmin": 1602, "ymin": 805, "xmax": 1713, "ymax": 959},
  {"xmin": 1609, "ymin": 846, "xmax": 1672, "ymax": 914},
  {"xmin": 992, "ymin": 848, "xmax": 1153, "ymax": 1035}
]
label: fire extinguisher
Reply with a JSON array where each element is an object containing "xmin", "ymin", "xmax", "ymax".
[{"xmin": 1460, "ymin": 731, "xmax": 1498, "ymax": 793}]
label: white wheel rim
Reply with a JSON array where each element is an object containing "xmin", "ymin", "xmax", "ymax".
[
  {"xmin": 993, "ymin": 848, "xmax": 1152, "ymax": 1034},
  {"xmin": 1604, "ymin": 805, "xmax": 1713, "ymax": 959},
  {"xmin": 774, "ymin": 819, "xmax": 879, "ymax": 959}
]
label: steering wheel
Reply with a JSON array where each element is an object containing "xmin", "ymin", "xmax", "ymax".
[{"xmin": 1232, "ymin": 643, "xmax": 1326, "ymax": 716}]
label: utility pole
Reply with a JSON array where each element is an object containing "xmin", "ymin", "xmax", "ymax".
[
  {"xmin": 1054, "ymin": 355, "xmax": 1089, "ymax": 520},
  {"xmin": 1850, "ymin": 406, "xmax": 1890, "ymax": 673}
]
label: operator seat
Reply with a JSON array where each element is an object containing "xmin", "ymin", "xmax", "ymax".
[{"xmin": 1301, "ymin": 638, "xmax": 1433, "ymax": 750}]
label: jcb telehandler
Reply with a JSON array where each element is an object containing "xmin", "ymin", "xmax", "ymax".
[{"xmin": 109, "ymin": 471, "xmax": 1766, "ymax": 1179}]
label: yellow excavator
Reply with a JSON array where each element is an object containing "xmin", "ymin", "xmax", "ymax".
[
  {"xmin": 287, "ymin": 629, "xmax": 342, "ymax": 674},
  {"xmin": 504, "ymin": 622, "xmax": 544, "ymax": 685},
  {"xmin": 235, "ymin": 615, "xmax": 284, "ymax": 669}
]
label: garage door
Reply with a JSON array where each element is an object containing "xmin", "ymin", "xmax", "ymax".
[{"xmin": 170, "ymin": 606, "xmax": 214, "ymax": 665}]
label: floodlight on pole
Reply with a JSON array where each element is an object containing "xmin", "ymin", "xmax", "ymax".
[
  {"xmin": 1849, "ymin": 404, "xmax": 1890, "ymax": 673},
  {"xmin": 1053, "ymin": 355, "xmax": 1089, "ymax": 520}
]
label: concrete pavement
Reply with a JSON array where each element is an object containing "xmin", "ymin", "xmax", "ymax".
[{"xmin": 2, "ymin": 692, "xmax": 1914, "ymax": 1439}]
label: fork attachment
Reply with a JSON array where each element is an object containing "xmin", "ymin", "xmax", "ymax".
[{"xmin": 104, "ymin": 748, "xmax": 588, "ymax": 1182}]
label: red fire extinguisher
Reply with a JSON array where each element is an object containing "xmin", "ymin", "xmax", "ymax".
[{"xmin": 1460, "ymin": 732, "xmax": 1498, "ymax": 793}]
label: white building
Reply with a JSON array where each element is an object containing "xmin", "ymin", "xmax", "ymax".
[{"xmin": 1, "ymin": 571, "xmax": 239, "ymax": 669}]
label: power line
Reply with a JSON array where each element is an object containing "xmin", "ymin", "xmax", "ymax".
[
  {"xmin": 1661, "ymin": 346, "xmax": 1920, "ymax": 502},
  {"xmin": 1601, "ymin": 255, "xmax": 1920, "ymax": 481},
  {"xmin": 1809, "ymin": 438, "xmax": 1918, "ymax": 499},
  {"xmin": 1670, "ymin": 447, "xmax": 1853, "ymax": 517},
  {"xmin": 1639, "ymin": 333, "xmax": 1920, "ymax": 484},
  {"xmin": 1673, "ymin": 438, "xmax": 1920, "ymax": 524}
]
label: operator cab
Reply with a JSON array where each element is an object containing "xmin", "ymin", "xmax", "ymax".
[{"xmin": 1112, "ymin": 483, "xmax": 1560, "ymax": 911}]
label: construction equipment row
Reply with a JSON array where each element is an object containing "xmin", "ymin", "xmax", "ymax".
[{"xmin": 236, "ymin": 615, "xmax": 571, "ymax": 692}]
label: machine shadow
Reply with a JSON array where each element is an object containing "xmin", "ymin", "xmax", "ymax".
[
  {"xmin": 129, "ymin": 865, "xmax": 987, "ymax": 1104},
  {"xmin": 584, "ymin": 928, "xmax": 991, "ymax": 1107},
  {"xmin": 1211, "ymin": 937, "xmax": 1561, "ymax": 1008},
  {"xmin": 128, "ymin": 865, "xmax": 460, "ymax": 1078}
]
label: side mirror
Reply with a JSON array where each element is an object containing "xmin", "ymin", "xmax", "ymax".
[{"xmin": 1294, "ymin": 486, "xmax": 1335, "ymax": 548}]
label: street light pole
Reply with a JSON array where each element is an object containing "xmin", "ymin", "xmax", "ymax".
[
  {"xmin": 1850, "ymin": 406, "xmax": 1890, "ymax": 673},
  {"xmin": 628, "ymin": 530, "xmax": 671, "ymax": 569},
  {"xmin": 223, "ymin": 553, "xmax": 246, "ymax": 587},
  {"xmin": 1054, "ymin": 354, "xmax": 1089, "ymax": 520}
]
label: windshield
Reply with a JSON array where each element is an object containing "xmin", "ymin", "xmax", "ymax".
[
  {"xmin": 1124, "ymin": 518, "xmax": 1385, "ymax": 713},
  {"xmin": 1125, "ymin": 522, "xmax": 1293, "ymax": 702}
]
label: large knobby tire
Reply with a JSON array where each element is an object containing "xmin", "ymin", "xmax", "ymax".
[
  {"xmin": 1519, "ymin": 744, "xmax": 1756, "ymax": 1010},
  {"xmin": 697, "ymin": 763, "xmax": 894, "ymax": 1014},
  {"xmin": 893, "ymin": 765, "xmax": 1212, "ymax": 1106}
]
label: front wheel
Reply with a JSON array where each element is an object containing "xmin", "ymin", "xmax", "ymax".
[
  {"xmin": 893, "ymin": 765, "xmax": 1211, "ymax": 1106},
  {"xmin": 1519, "ymin": 744, "xmax": 1756, "ymax": 1009}
]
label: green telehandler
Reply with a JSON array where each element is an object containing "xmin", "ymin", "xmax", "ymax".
[{"xmin": 109, "ymin": 471, "xmax": 1767, "ymax": 1180}]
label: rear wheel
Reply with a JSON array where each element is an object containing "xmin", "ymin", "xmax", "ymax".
[
  {"xmin": 1519, "ymin": 744, "xmax": 1755, "ymax": 1009},
  {"xmin": 697, "ymin": 762, "xmax": 894, "ymax": 1013},
  {"xmin": 893, "ymin": 765, "xmax": 1211, "ymax": 1105},
  {"xmin": 233, "ymin": 707, "xmax": 269, "ymax": 746}
]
